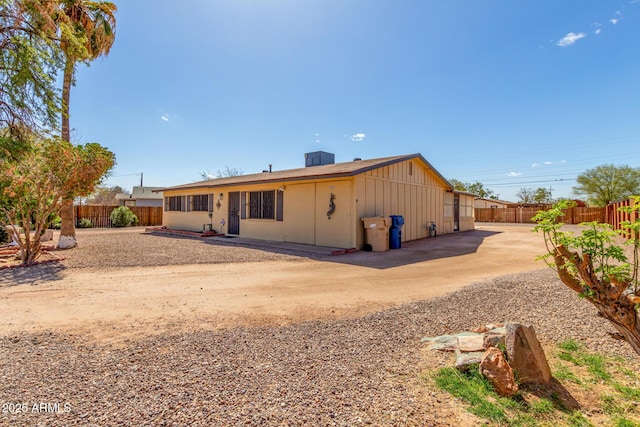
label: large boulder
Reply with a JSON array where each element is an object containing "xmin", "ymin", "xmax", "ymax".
[
  {"xmin": 505, "ymin": 323, "xmax": 552, "ymax": 385},
  {"xmin": 480, "ymin": 347, "xmax": 518, "ymax": 397}
]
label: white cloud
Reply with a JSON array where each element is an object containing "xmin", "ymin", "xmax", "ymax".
[
  {"xmin": 532, "ymin": 160, "xmax": 566, "ymax": 167},
  {"xmin": 351, "ymin": 133, "xmax": 366, "ymax": 142},
  {"xmin": 161, "ymin": 114, "xmax": 170, "ymax": 122},
  {"xmin": 508, "ymin": 172, "xmax": 522, "ymax": 177},
  {"xmin": 593, "ymin": 22, "xmax": 603, "ymax": 35},
  {"xmin": 610, "ymin": 18, "xmax": 619, "ymax": 25},
  {"xmin": 557, "ymin": 32, "xmax": 586, "ymax": 47}
]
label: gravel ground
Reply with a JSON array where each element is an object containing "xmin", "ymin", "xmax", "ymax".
[
  {"xmin": 1, "ymin": 268, "xmax": 638, "ymax": 427},
  {"xmin": 58, "ymin": 228, "xmax": 308, "ymax": 269}
]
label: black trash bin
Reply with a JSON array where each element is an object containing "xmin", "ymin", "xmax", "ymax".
[{"xmin": 389, "ymin": 215, "xmax": 404, "ymax": 249}]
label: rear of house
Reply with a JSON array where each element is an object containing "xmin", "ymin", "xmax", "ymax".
[{"xmin": 158, "ymin": 153, "xmax": 475, "ymax": 249}]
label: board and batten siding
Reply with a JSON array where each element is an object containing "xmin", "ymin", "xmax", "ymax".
[{"xmin": 354, "ymin": 159, "xmax": 448, "ymax": 248}]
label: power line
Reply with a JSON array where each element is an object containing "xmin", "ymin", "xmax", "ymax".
[{"xmin": 488, "ymin": 178, "xmax": 576, "ymax": 187}]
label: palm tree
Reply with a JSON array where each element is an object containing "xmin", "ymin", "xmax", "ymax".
[{"xmin": 53, "ymin": 0, "xmax": 117, "ymax": 248}]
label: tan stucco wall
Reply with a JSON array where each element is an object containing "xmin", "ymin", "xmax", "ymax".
[
  {"xmin": 314, "ymin": 180, "xmax": 354, "ymax": 248},
  {"xmin": 282, "ymin": 182, "xmax": 315, "ymax": 245},
  {"xmin": 161, "ymin": 157, "xmax": 471, "ymax": 249},
  {"xmin": 162, "ymin": 179, "xmax": 356, "ymax": 248},
  {"xmin": 162, "ymin": 189, "xmax": 223, "ymax": 233}
]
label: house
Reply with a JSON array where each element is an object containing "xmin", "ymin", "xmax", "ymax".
[
  {"xmin": 157, "ymin": 153, "xmax": 475, "ymax": 249},
  {"xmin": 115, "ymin": 186, "xmax": 164, "ymax": 207},
  {"xmin": 474, "ymin": 198, "xmax": 512, "ymax": 209}
]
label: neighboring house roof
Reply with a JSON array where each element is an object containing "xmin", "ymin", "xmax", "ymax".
[
  {"xmin": 454, "ymin": 190, "xmax": 479, "ymax": 198},
  {"xmin": 116, "ymin": 186, "xmax": 164, "ymax": 201},
  {"xmin": 475, "ymin": 197, "xmax": 513, "ymax": 205},
  {"xmin": 156, "ymin": 154, "xmax": 453, "ymax": 192}
]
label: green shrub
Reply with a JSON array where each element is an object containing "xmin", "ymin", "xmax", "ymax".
[
  {"xmin": 110, "ymin": 206, "xmax": 138, "ymax": 227},
  {"xmin": 49, "ymin": 215, "xmax": 62, "ymax": 230},
  {"xmin": 78, "ymin": 218, "xmax": 93, "ymax": 228}
]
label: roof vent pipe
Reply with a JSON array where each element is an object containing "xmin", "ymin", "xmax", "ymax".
[{"xmin": 269, "ymin": 164, "xmax": 272, "ymax": 173}]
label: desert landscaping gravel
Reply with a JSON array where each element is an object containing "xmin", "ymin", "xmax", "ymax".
[
  {"xmin": 1, "ymin": 226, "xmax": 639, "ymax": 426},
  {"xmin": 59, "ymin": 228, "xmax": 306, "ymax": 269},
  {"xmin": 2, "ymin": 267, "xmax": 639, "ymax": 427}
]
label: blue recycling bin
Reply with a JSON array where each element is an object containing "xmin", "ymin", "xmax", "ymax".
[{"xmin": 389, "ymin": 215, "xmax": 404, "ymax": 249}]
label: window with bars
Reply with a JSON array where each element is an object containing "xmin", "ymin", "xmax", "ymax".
[
  {"xmin": 192, "ymin": 194, "xmax": 209, "ymax": 212},
  {"xmin": 249, "ymin": 190, "xmax": 275, "ymax": 219},
  {"xmin": 166, "ymin": 196, "xmax": 183, "ymax": 211}
]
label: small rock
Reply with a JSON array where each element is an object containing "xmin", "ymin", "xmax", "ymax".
[{"xmin": 483, "ymin": 330, "xmax": 506, "ymax": 349}]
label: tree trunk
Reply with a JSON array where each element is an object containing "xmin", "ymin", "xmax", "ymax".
[
  {"xmin": 58, "ymin": 56, "xmax": 77, "ymax": 249},
  {"xmin": 62, "ymin": 56, "xmax": 73, "ymax": 143},
  {"xmin": 555, "ymin": 246, "xmax": 640, "ymax": 356},
  {"xmin": 603, "ymin": 310, "xmax": 640, "ymax": 356},
  {"xmin": 58, "ymin": 200, "xmax": 76, "ymax": 249}
]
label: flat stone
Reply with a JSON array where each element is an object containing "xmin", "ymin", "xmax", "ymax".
[
  {"xmin": 457, "ymin": 334, "xmax": 485, "ymax": 352},
  {"xmin": 422, "ymin": 335, "xmax": 457, "ymax": 349},
  {"xmin": 424, "ymin": 335, "xmax": 459, "ymax": 351},
  {"xmin": 456, "ymin": 332, "xmax": 481, "ymax": 337},
  {"xmin": 455, "ymin": 350, "xmax": 485, "ymax": 372}
]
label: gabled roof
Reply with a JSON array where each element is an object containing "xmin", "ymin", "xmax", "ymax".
[{"xmin": 156, "ymin": 154, "xmax": 453, "ymax": 192}]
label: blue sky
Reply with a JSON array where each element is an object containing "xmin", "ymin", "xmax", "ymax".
[{"xmin": 70, "ymin": 0, "xmax": 640, "ymax": 202}]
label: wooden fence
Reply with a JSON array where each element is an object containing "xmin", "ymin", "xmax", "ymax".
[
  {"xmin": 475, "ymin": 207, "xmax": 606, "ymax": 224},
  {"xmin": 75, "ymin": 205, "xmax": 163, "ymax": 228},
  {"xmin": 606, "ymin": 198, "xmax": 638, "ymax": 239}
]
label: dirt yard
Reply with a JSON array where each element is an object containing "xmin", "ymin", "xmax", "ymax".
[
  {"xmin": 1, "ymin": 224, "xmax": 543, "ymax": 341},
  {"xmin": 2, "ymin": 224, "xmax": 636, "ymax": 426}
]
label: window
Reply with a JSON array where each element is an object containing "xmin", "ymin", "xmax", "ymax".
[
  {"xmin": 166, "ymin": 196, "xmax": 183, "ymax": 211},
  {"xmin": 192, "ymin": 195, "xmax": 209, "ymax": 212},
  {"xmin": 249, "ymin": 190, "xmax": 275, "ymax": 219}
]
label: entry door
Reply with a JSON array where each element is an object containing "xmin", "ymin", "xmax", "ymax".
[{"xmin": 228, "ymin": 192, "xmax": 240, "ymax": 234}]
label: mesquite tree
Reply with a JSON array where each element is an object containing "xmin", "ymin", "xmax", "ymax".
[
  {"xmin": 533, "ymin": 200, "xmax": 640, "ymax": 356},
  {"xmin": 0, "ymin": 137, "xmax": 114, "ymax": 264}
]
